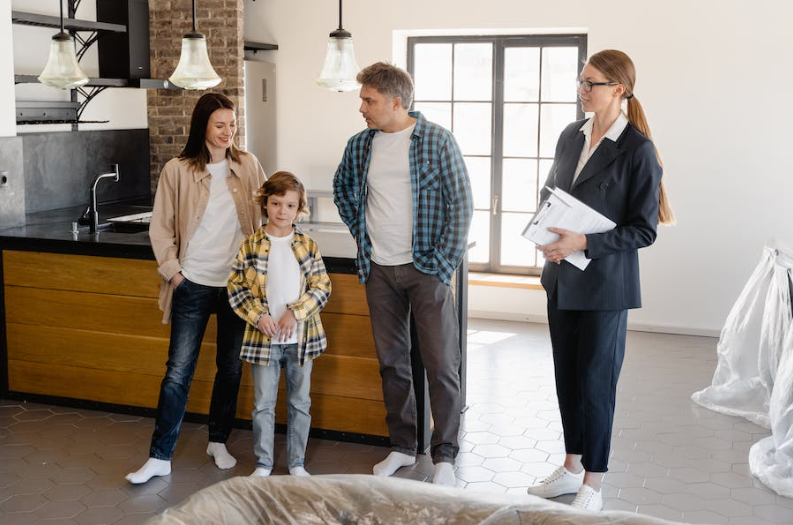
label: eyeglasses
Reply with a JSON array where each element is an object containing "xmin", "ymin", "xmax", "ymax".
[{"xmin": 577, "ymin": 79, "xmax": 618, "ymax": 92}]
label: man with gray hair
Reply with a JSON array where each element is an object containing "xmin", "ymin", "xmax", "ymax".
[{"xmin": 333, "ymin": 62, "xmax": 473, "ymax": 486}]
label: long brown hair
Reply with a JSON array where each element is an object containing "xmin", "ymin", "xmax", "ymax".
[
  {"xmin": 588, "ymin": 50, "xmax": 675, "ymax": 225},
  {"xmin": 179, "ymin": 93, "xmax": 244, "ymax": 173}
]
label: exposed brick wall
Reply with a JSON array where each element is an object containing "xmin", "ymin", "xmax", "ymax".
[{"xmin": 148, "ymin": 0, "xmax": 246, "ymax": 192}]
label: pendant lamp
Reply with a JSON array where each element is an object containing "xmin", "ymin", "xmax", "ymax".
[
  {"xmin": 316, "ymin": 0, "xmax": 360, "ymax": 92},
  {"xmin": 37, "ymin": 0, "xmax": 89, "ymax": 90},
  {"xmin": 169, "ymin": 0, "xmax": 222, "ymax": 90}
]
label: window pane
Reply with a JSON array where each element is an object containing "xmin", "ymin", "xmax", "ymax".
[
  {"xmin": 468, "ymin": 210, "xmax": 490, "ymax": 264},
  {"xmin": 453, "ymin": 103, "xmax": 491, "ymax": 156},
  {"xmin": 454, "ymin": 43, "xmax": 493, "ymax": 101},
  {"xmin": 502, "ymin": 159, "xmax": 538, "ymax": 213},
  {"xmin": 504, "ymin": 47, "xmax": 540, "ymax": 102},
  {"xmin": 539, "ymin": 103, "xmax": 577, "ymax": 158},
  {"xmin": 413, "ymin": 44, "xmax": 452, "ymax": 101},
  {"xmin": 541, "ymin": 47, "xmax": 579, "ymax": 102},
  {"xmin": 413, "ymin": 102, "xmax": 452, "ymax": 131},
  {"xmin": 500, "ymin": 212, "xmax": 534, "ymax": 267},
  {"xmin": 503, "ymin": 103, "xmax": 538, "ymax": 157},
  {"xmin": 465, "ymin": 156, "xmax": 491, "ymax": 210},
  {"xmin": 539, "ymin": 159, "xmax": 554, "ymax": 188}
]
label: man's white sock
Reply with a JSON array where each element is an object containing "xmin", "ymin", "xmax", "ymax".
[
  {"xmin": 432, "ymin": 462, "xmax": 456, "ymax": 487},
  {"xmin": 373, "ymin": 451, "xmax": 415, "ymax": 476}
]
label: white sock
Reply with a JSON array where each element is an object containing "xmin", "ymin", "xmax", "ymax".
[
  {"xmin": 250, "ymin": 467, "xmax": 272, "ymax": 477},
  {"xmin": 432, "ymin": 462, "xmax": 456, "ymax": 487},
  {"xmin": 206, "ymin": 442, "xmax": 237, "ymax": 469},
  {"xmin": 373, "ymin": 451, "xmax": 415, "ymax": 477},
  {"xmin": 125, "ymin": 458, "xmax": 171, "ymax": 484},
  {"xmin": 289, "ymin": 466, "xmax": 311, "ymax": 477}
]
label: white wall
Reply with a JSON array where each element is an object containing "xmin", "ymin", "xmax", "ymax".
[
  {"xmin": 0, "ymin": 0, "xmax": 16, "ymax": 137},
  {"xmin": 10, "ymin": 0, "xmax": 147, "ymax": 132},
  {"xmin": 245, "ymin": 0, "xmax": 793, "ymax": 336}
]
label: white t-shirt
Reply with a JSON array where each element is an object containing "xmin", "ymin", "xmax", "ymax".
[
  {"xmin": 181, "ymin": 159, "xmax": 245, "ymax": 286},
  {"xmin": 365, "ymin": 124, "xmax": 415, "ymax": 266},
  {"xmin": 265, "ymin": 231, "xmax": 300, "ymax": 345}
]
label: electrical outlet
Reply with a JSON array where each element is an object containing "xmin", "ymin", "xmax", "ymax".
[{"xmin": 0, "ymin": 170, "xmax": 8, "ymax": 188}]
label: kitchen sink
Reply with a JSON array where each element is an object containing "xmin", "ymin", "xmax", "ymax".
[
  {"xmin": 103, "ymin": 210, "xmax": 152, "ymax": 233},
  {"xmin": 100, "ymin": 221, "xmax": 150, "ymax": 233}
]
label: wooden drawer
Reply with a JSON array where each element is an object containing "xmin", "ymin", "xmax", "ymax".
[
  {"xmin": 3, "ymin": 250, "xmax": 388, "ymax": 437},
  {"xmin": 3, "ymin": 250, "xmax": 159, "ymax": 298}
]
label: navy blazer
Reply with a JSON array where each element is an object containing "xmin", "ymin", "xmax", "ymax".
[{"xmin": 540, "ymin": 118, "xmax": 662, "ymax": 311}]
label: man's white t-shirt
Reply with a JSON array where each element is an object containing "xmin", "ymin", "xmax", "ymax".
[
  {"xmin": 181, "ymin": 159, "xmax": 245, "ymax": 286},
  {"xmin": 265, "ymin": 232, "xmax": 300, "ymax": 345},
  {"xmin": 366, "ymin": 124, "xmax": 415, "ymax": 266}
]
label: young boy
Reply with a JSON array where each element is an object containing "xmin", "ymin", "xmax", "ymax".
[{"xmin": 227, "ymin": 171, "xmax": 331, "ymax": 477}]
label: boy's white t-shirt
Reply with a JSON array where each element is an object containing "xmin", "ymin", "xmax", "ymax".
[
  {"xmin": 265, "ymin": 231, "xmax": 300, "ymax": 345},
  {"xmin": 181, "ymin": 159, "xmax": 245, "ymax": 286},
  {"xmin": 365, "ymin": 124, "xmax": 415, "ymax": 266}
]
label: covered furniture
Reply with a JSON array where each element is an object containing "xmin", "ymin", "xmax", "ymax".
[
  {"xmin": 144, "ymin": 474, "xmax": 682, "ymax": 525},
  {"xmin": 692, "ymin": 245, "xmax": 793, "ymax": 497}
]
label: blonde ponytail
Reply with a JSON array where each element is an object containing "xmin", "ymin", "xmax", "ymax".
[
  {"xmin": 626, "ymin": 97, "xmax": 676, "ymax": 225},
  {"xmin": 589, "ymin": 50, "xmax": 675, "ymax": 226}
]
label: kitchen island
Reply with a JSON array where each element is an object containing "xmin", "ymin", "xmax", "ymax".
[{"xmin": 0, "ymin": 204, "xmax": 467, "ymax": 448}]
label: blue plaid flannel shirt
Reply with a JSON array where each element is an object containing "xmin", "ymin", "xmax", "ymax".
[{"xmin": 333, "ymin": 111, "xmax": 473, "ymax": 284}]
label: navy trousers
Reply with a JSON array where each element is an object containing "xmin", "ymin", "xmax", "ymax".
[{"xmin": 546, "ymin": 292, "xmax": 627, "ymax": 473}]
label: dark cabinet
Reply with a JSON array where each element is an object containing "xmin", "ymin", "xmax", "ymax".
[{"xmin": 96, "ymin": 0, "xmax": 150, "ymax": 79}]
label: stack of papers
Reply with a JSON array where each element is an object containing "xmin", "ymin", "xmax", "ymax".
[{"xmin": 522, "ymin": 187, "xmax": 616, "ymax": 270}]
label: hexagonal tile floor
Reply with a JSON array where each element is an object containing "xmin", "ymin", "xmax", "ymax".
[{"xmin": 1, "ymin": 319, "xmax": 792, "ymax": 524}]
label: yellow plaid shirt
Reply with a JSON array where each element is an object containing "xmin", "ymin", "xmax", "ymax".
[{"xmin": 227, "ymin": 226, "xmax": 331, "ymax": 365}]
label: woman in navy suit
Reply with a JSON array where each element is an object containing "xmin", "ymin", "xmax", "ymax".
[{"xmin": 526, "ymin": 50, "xmax": 674, "ymax": 511}]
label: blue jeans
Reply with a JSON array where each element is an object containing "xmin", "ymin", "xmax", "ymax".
[
  {"xmin": 251, "ymin": 344, "xmax": 313, "ymax": 469},
  {"xmin": 149, "ymin": 278, "xmax": 245, "ymax": 460}
]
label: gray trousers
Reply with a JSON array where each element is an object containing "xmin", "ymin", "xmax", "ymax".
[{"xmin": 365, "ymin": 262, "xmax": 461, "ymax": 464}]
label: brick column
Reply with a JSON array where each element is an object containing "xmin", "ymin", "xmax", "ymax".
[{"xmin": 148, "ymin": 0, "xmax": 246, "ymax": 192}]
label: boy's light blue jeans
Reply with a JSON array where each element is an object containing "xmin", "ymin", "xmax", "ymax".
[{"xmin": 251, "ymin": 344, "xmax": 313, "ymax": 469}]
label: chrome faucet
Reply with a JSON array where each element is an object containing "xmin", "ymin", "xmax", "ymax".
[{"xmin": 88, "ymin": 164, "xmax": 120, "ymax": 233}]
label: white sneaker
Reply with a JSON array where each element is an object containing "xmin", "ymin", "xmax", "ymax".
[
  {"xmin": 571, "ymin": 484, "xmax": 603, "ymax": 511},
  {"xmin": 527, "ymin": 466, "xmax": 584, "ymax": 498}
]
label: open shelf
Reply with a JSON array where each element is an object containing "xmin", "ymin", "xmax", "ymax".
[
  {"xmin": 11, "ymin": 10, "xmax": 126, "ymax": 33},
  {"xmin": 15, "ymin": 75, "xmax": 178, "ymax": 90},
  {"xmin": 244, "ymin": 40, "xmax": 279, "ymax": 52}
]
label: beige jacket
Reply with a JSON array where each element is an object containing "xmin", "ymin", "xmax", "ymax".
[{"xmin": 149, "ymin": 153, "xmax": 266, "ymax": 323}]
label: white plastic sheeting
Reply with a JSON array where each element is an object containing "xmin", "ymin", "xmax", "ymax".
[{"xmin": 692, "ymin": 245, "xmax": 793, "ymax": 497}]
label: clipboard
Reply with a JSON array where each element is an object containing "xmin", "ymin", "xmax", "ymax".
[{"xmin": 522, "ymin": 187, "xmax": 615, "ymax": 270}]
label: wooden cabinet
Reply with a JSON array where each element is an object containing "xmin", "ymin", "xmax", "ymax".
[{"xmin": 2, "ymin": 250, "xmax": 387, "ymax": 437}]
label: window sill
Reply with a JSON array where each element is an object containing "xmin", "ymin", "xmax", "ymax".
[{"xmin": 468, "ymin": 272, "xmax": 543, "ymax": 290}]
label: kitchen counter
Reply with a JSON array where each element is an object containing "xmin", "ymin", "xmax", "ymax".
[
  {"xmin": 0, "ymin": 202, "xmax": 466, "ymax": 449},
  {"xmin": 0, "ymin": 202, "xmax": 359, "ymax": 270}
]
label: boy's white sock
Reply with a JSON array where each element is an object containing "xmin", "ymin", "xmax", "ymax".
[
  {"xmin": 373, "ymin": 451, "xmax": 415, "ymax": 477},
  {"xmin": 289, "ymin": 466, "xmax": 311, "ymax": 477},
  {"xmin": 206, "ymin": 442, "xmax": 237, "ymax": 469},
  {"xmin": 250, "ymin": 467, "xmax": 272, "ymax": 477},
  {"xmin": 432, "ymin": 462, "xmax": 456, "ymax": 487},
  {"xmin": 125, "ymin": 458, "xmax": 171, "ymax": 484}
]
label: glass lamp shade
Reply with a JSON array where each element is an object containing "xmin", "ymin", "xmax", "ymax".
[
  {"xmin": 168, "ymin": 33, "xmax": 222, "ymax": 90},
  {"xmin": 316, "ymin": 34, "xmax": 361, "ymax": 92},
  {"xmin": 37, "ymin": 33, "xmax": 89, "ymax": 90}
]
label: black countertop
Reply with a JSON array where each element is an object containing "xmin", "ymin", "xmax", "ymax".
[
  {"xmin": 0, "ymin": 201, "xmax": 155, "ymax": 259},
  {"xmin": 0, "ymin": 201, "xmax": 359, "ymax": 272}
]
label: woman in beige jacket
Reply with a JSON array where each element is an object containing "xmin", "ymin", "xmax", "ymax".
[{"xmin": 126, "ymin": 93, "xmax": 266, "ymax": 484}]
